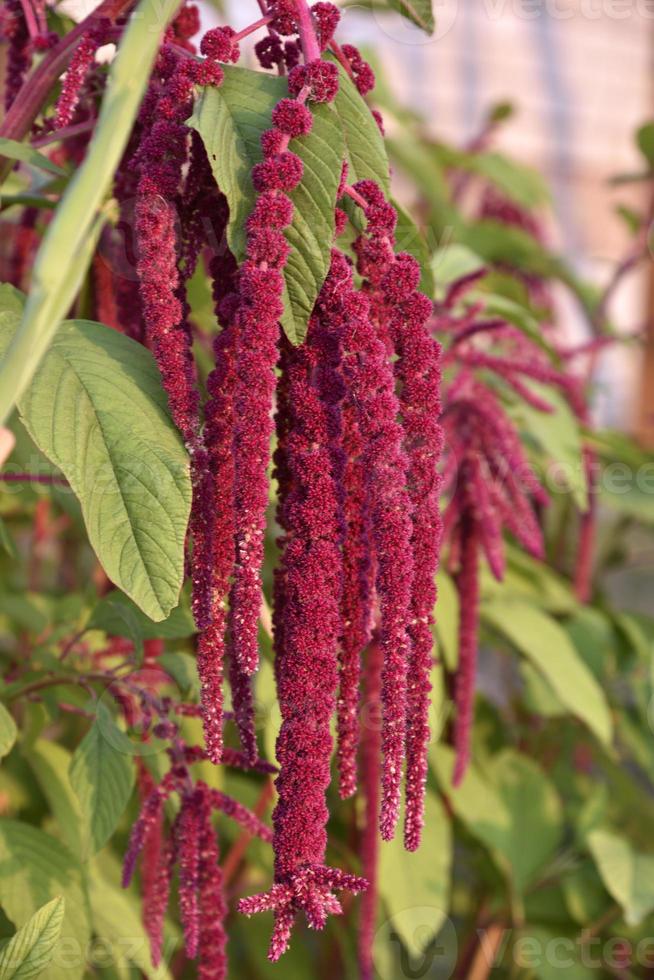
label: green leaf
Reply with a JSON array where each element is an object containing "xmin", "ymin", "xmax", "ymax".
[
  {"xmin": 0, "ymin": 897, "xmax": 65, "ymax": 979},
  {"xmin": 329, "ymin": 60, "xmax": 390, "ymax": 193},
  {"xmin": 477, "ymin": 292, "xmax": 556, "ymax": 358},
  {"xmin": 392, "ymin": 197, "xmax": 434, "ymax": 297},
  {"xmin": 504, "ymin": 383, "xmax": 588, "ymax": 510},
  {"xmin": 636, "ymin": 121, "xmax": 654, "ymax": 168},
  {"xmin": 0, "ymin": 821, "xmax": 90, "ymax": 980},
  {"xmin": 0, "ymin": 703, "xmax": 17, "ymax": 760},
  {"xmin": 588, "ymin": 829, "xmax": 654, "ymax": 926},
  {"xmin": 0, "ymin": 0, "xmax": 182, "ymax": 426},
  {"xmin": 434, "ymin": 569, "xmax": 459, "ymax": 670},
  {"xmin": 87, "ymin": 864, "xmax": 173, "ymax": 980},
  {"xmin": 378, "ymin": 791, "xmax": 451, "ymax": 957},
  {"xmin": 88, "ymin": 590, "xmax": 196, "ymax": 644},
  {"xmin": 431, "ymin": 745, "xmax": 512, "ymax": 857},
  {"xmin": 433, "ymin": 145, "xmax": 550, "ymax": 209},
  {"xmin": 487, "ymin": 750, "xmax": 563, "ymax": 894},
  {"xmin": 0, "ymin": 516, "xmax": 16, "ymax": 558},
  {"xmin": 431, "ymin": 244, "xmax": 486, "ymax": 297},
  {"xmin": 23, "ymin": 741, "xmax": 83, "ymax": 857},
  {"xmin": 482, "ymin": 600, "xmax": 612, "ymax": 746},
  {"xmin": 69, "ymin": 705, "xmax": 135, "ymax": 857},
  {"xmin": 516, "ymin": 927, "xmax": 596, "ymax": 980},
  {"xmin": 189, "ymin": 66, "xmax": 344, "ymax": 345},
  {"xmin": 0, "ymin": 138, "xmax": 67, "ymax": 179},
  {"xmin": 388, "ymin": 0, "xmax": 435, "ymax": 34},
  {"xmin": 0, "ymin": 302, "xmax": 191, "ymax": 621},
  {"xmin": 159, "ymin": 651, "xmax": 200, "ymax": 698}
]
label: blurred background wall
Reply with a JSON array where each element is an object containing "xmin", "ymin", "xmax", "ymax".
[{"xmin": 218, "ymin": 0, "xmax": 654, "ymax": 437}]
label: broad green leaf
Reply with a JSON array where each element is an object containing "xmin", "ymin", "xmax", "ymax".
[
  {"xmin": 482, "ymin": 600, "xmax": 612, "ymax": 746},
  {"xmin": 434, "ymin": 569, "xmax": 459, "ymax": 671},
  {"xmin": 431, "ymin": 745, "xmax": 511, "ymax": 856},
  {"xmin": 515, "ymin": 927, "xmax": 596, "ymax": 980},
  {"xmin": 0, "ymin": 303, "xmax": 191, "ymax": 621},
  {"xmin": 388, "ymin": 0, "xmax": 435, "ymax": 33},
  {"xmin": 588, "ymin": 829, "xmax": 654, "ymax": 926},
  {"xmin": 189, "ymin": 66, "xmax": 344, "ymax": 345},
  {"xmin": 433, "ymin": 748, "xmax": 563, "ymax": 896},
  {"xmin": 378, "ymin": 791, "xmax": 451, "ymax": 957},
  {"xmin": 159, "ymin": 651, "xmax": 200, "ymax": 698},
  {"xmin": 87, "ymin": 865, "xmax": 173, "ymax": 980},
  {"xmin": 636, "ymin": 121, "xmax": 654, "ymax": 167},
  {"xmin": 0, "ymin": 821, "xmax": 90, "ymax": 980},
  {"xmin": 431, "ymin": 244, "xmax": 485, "ymax": 297},
  {"xmin": 88, "ymin": 590, "xmax": 195, "ymax": 644},
  {"xmin": 477, "ymin": 292, "xmax": 556, "ymax": 357},
  {"xmin": 487, "ymin": 750, "xmax": 563, "ymax": 894},
  {"xmin": 330, "ymin": 61, "xmax": 390, "ymax": 193},
  {"xmin": 392, "ymin": 197, "xmax": 435, "ymax": 297},
  {"xmin": 0, "ymin": 703, "xmax": 17, "ymax": 760},
  {"xmin": 520, "ymin": 661, "xmax": 565, "ymax": 717},
  {"xmin": 0, "ymin": 897, "xmax": 64, "ymax": 979},
  {"xmin": 0, "ymin": 138, "xmax": 66, "ymax": 179},
  {"xmin": 69, "ymin": 706, "xmax": 135, "ymax": 857},
  {"xmin": 505, "ymin": 383, "xmax": 588, "ymax": 510},
  {"xmin": 0, "ymin": 0, "xmax": 182, "ymax": 426},
  {"xmin": 433, "ymin": 145, "xmax": 549, "ymax": 209},
  {"xmin": 23, "ymin": 741, "xmax": 83, "ymax": 856}
]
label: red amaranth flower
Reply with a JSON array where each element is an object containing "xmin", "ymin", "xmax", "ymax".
[
  {"xmin": 238, "ymin": 271, "xmax": 366, "ymax": 958},
  {"xmin": 200, "ymin": 25, "xmax": 240, "ymax": 62},
  {"xmin": 340, "ymin": 43, "xmax": 375, "ymax": 95},
  {"xmin": 358, "ymin": 640, "xmax": 382, "ymax": 980},
  {"xmin": 228, "ymin": 74, "xmax": 323, "ymax": 680},
  {"xmin": 336, "ymin": 399, "xmax": 373, "ymax": 799},
  {"xmin": 328, "ymin": 248, "xmax": 414, "ymax": 842},
  {"xmin": 288, "ymin": 59, "xmax": 339, "ymax": 102},
  {"xmin": 3, "ymin": 0, "xmax": 32, "ymax": 110},
  {"xmin": 197, "ymin": 787, "xmax": 228, "ymax": 979},
  {"xmin": 175, "ymin": 790, "xmax": 203, "ymax": 958},
  {"xmin": 54, "ymin": 25, "xmax": 105, "ymax": 128},
  {"xmin": 312, "ymin": 2, "xmax": 340, "ymax": 49},
  {"xmin": 384, "ymin": 260, "xmax": 443, "ymax": 851}
]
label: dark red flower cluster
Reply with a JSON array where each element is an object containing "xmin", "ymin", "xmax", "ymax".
[
  {"xmin": 345, "ymin": 179, "xmax": 444, "ymax": 849},
  {"xmin": 124, "ymin": 742, "xmax": 272, "ymax": 975},
  {"xmin": 54, "ymin": 21, "xmax": 111, "ymax": 128},
  {"xmin": 434, "ymin": 262, "xmax": 594, "ymax": 783},
  {"xmin": 1, "ymin": 0, "xmax": 31, "ymax": 110}
]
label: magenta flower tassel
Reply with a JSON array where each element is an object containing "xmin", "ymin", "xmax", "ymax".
[
  {"xmin": 358, "ymin": 640, "xmax": 382, "ymax": 980},
  {"xmin": 144, "ymin": 837, "xmax": 174, "ymax": 967},
  {"xmin": 175, "ymin": 790, "xmax": 203, "ymax": 959},
  {"xmin": 336, "ymin": 400, "xmax": 373, "ymax": 799},
  {"xmin": 197, "ymin": 786, "xmax": 228, "ymax": 979},
  {"xmin": 228, "ymin": 80, "xmax": 320, "ymax": 678},
  {"xmin": 238, "ymin": 269, "xmax": 366, "ymax": 958},
  {"xmin": 2, "ymin": 0, "xmax": 31, "ymax": 110},
  {"xmin": 330, "ymin": 248, "xmax": 414, "ymax": 842},
  {"xmin": 383, "ymin": 258, "xmax": 444, "ymax": 851},
  {"xmin": 54, "ymin": 25, "xmax": 104, "ymax": 128},
  {"xmin": 194, "ymin": 320, "xmax": 238, "ymax": 763}
]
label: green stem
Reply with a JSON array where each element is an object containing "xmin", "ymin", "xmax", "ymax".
[{"xmin": 0, "ymin": 0, "xmax": 182, "ymax": 425}]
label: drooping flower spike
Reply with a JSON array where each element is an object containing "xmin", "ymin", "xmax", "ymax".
[{"xmin": 344, "ymin": 178, "xmax": 444, "ymax": 850}]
